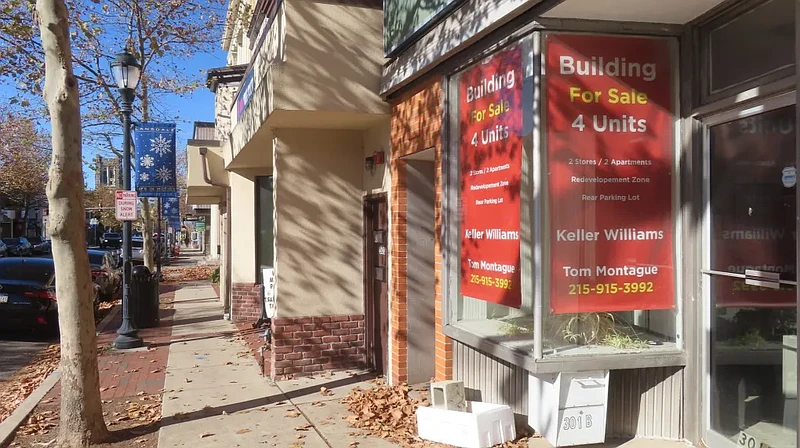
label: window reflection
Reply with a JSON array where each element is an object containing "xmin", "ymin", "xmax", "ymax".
[{"xmin": 709, "ymin": 105, "xmax": 797, "ymax": 447}]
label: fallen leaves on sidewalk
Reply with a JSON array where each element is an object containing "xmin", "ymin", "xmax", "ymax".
[
  {"xmin": 17, "ymin": 411, "xmax": 57, "ymax": 436},
  {"xmin": 162, "ymin": 265, "xmax": 218, "ymax": 283},
  {"xmin": 0, "ymin": 344, "xmax": 60, "ymax": 424},
  {"xmin": 320, "ymin": 387, "xmax": 334, "ymax": 396},
  {"xmin": 341, "ymin": 380, "xmax": 428, "ymax": 446},
  {"xmin": 107, "ymin": 394, "xmax": 162, "ymax": 427},
  {"xmin": 342, "ymin": 380, "xmax": 532, "ymax": 448}
]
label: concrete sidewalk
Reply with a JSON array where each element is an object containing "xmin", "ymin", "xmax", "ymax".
[
  {"xmin": 155, "ymin": 285, "xmax": 694, "ymax": 448},
  {"xmin": 157, "ymin": 284, "xmax": 400, "ymax": 448}
]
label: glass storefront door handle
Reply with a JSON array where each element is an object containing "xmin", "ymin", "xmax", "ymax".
[{"xmin": 744, "ymin": 269, "xmax": 780, "ymax": 290}]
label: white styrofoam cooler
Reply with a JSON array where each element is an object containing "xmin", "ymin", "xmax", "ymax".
[
  {"xmin": 529, "ymin": 370, "xmax": 610, "ymax": 447},
  {"xmin": 416, "ymin": 401, "xmax": 516, "ymax": 448}
]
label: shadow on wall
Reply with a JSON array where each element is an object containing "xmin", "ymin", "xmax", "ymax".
[
  {"xmin": 275, "ymin": 129, "xmax": 365, "ymax": 318},
  {"xmin": 405, "ymin": 158, "xmax": 437, "ymax": 383},
  {"xmin": 278, "ymin": 0, "xmax": 386, "ymax": 114}
]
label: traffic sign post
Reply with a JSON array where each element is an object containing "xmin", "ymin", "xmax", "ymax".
[{"xmin": 115, "ymin": 190, "xmax": 138, "ymax": 221}]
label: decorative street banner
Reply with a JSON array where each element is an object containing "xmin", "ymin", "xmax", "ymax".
[
  {"xmin": 162, "ymin": 197, "xmax": 181, "ymax": 230},
  {"xmin": 546, "ymin": 34, "xmax": 675, "ymax": 314},
  {"xmin": 710, "ymin": 107, "xmax": 796, "ymax": 308},
  {"xmin": 459, "ymin": 43, "xmax": 524, "ymax": 309},
  {"xmin": 134, "ymin": 122, "xmax": 177, "ymax": 197}
]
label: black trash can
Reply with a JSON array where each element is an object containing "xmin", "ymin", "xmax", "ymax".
[{"xmin": 131, "ymin": 265, "xmax": 160, "ymax": 328}]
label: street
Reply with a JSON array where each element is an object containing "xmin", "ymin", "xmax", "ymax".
[{"xmin": 0, "ymin": 332, "xmax": 56, "ymax": 382}]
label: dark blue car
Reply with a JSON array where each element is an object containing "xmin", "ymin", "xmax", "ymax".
[
  {"xmin": 0, "ymin": 258, "xmax": 100, "ymax": 333},
  {"xmin": 0, "ymin": 258, "xmax": 58, "ymax": 332}
]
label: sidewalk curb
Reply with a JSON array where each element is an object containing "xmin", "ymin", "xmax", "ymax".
[
  {"xmin": 96, "ymin": 304, "xmax": 121, "ymax": 335},
  {"xmin": 0, "ymin": 369, "xmax": 61, "ymax": 447},
  {"xmin": 0, "ymin": 304, "xmax": 121, "ymax": 446}
]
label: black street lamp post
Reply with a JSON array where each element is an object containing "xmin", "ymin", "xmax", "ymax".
[{"xmin": 111, "ymin": 50, "xmax": 144, "ymax": 350}]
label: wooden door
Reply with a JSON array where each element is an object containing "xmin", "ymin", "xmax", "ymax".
[{"xmin": 364, "ymin": 195, "xmax": 388, "ymax": 375}]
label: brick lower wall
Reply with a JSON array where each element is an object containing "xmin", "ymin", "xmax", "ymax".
[
  {"xmin": 270, "ymin": 315, "xmax": 365, "ymax": 379},
  {"xmin": 231, "ymin": 283, "xmax": 262, "ymax": 323}
]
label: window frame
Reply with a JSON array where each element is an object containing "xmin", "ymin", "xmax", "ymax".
[
  {"xmin": 255, "ymin": 175, "xmax": 275, "ymax": 283},
  {"xmin": 441, "ymin": 26, "xmax": 688, "ymax": 374},
  {"xmin": 696, "ymin": 0, "xmax": 796, "ymax": 106}
]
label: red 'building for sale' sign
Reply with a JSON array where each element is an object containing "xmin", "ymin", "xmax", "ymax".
[
  {"xmin": 459, "ymin": 44, "xmax": 524, "ymax": 308},
  {"xmin": 546, "ymin": 34, "xmax": 675, "ymax": 314}
]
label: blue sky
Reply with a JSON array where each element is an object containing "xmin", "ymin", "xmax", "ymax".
[{"xmin": 1, "ymin": 48, "xmax": 229, "ymax": 189}]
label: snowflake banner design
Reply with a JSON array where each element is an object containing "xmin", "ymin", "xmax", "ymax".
[
  {"xmin": 155, "ymin": 166, "xmax": 173, "ymax": 183},
  {"xmin": 150, "ymin": 135, "xmax": 172, "ymax": 157},
  {"xmin": 161, "ymin": 195, "xmax": 181, "ymax": 230},
  {"xmin": 134, "ymin": 122, "xmax": 178, "ymax": 198},
  {"xmin": 140, "ymin": 155, "xmax": 154, "ymax": 169}
]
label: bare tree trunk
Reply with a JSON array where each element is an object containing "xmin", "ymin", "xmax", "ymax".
[
  {"xmin": 22, "ymin": 198, "xmax": 29, "ymax": 237},
  {"xmin": 36, "ymin": 0, "xmax": 109, "ymax": 446},
  {"xmin": 142, "ymin": 198, "xmax": 155, "ymax": 270},
  {"xmin": 137, "ymin": 69, "xmax": 156, "ymax": 271}
]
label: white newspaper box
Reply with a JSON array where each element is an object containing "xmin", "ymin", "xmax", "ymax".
[{"xmin": 529, "ymin": 370, "xmax": 610, "ymax": 447}]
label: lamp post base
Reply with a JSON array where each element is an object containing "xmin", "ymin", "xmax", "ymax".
[
  {"xmin": 113, "ymin": 333, "xmax": 144, "ymax": 350},
  {"xmin": 114, "ymin": 317, "xmax": 144, "ymax": 349}
]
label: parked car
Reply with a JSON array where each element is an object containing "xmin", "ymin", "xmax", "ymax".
[
  {"xmin": 3, "ymin": 237, "xmax": 33, "ymax": 256},
  {"xmin": 100, "ymin": 232, "xmax": 122, "ymax": 249},
  {"xmin": 0, "ymin": 258, "xmax": 102, "ymax": 333},
  {"xmin": 28, "ymin": 236, "xmax": 51, "ymax": 255},
  {"xmin": 0, "ymin": 241, "xmax": 7, "ymax": 258},
  {"xmin": 88, "ymin": 249, "xmax": 121, "ymax": 302},
  {"xmin": 131, "ymin": 236, "xmax": 145, "ymax": 266},
  {"xmin": 39, "ymin": 249, "xmax": 121, "ymax": 303}
]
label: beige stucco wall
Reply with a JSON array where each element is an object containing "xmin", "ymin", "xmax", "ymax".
[
  {"xmin": 276, "ymin": 0, "xmax": 387, "ymax": 115},
  {"xmin": 227, "ymin": 0, "xmax": 388, "ymax": 168},
  {"xmin": 186, "ymin": 143, "xmax": 228, "ymax": 205},
  {"xmin": 362, "ymin": 121, "xmax": 391, "ymax": 195},
  {"xmin": 229, "ymin": 3, "xmax": 285, "ymax": 164},
  {"xmin": 230, "ymin": 171, "xmax": 257, "ymax": 283},
  {"xmin": 274, "ymin": 128, "xmax": 364, "ymax": 317},
  {"xmin": 187, "ymin": 144, "xmax": 227, "ymax": 188},
  {"xmin": 215, "ymin": 84, "xmax": 238, "ymax": 142}
]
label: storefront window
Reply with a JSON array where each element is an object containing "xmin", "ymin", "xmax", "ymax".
[
  {"xmin": 706, "ymin": 0, "xmax": 794, "ymax": 95},
  {"xmin": 257, "ymin": 176, "xmax": 274, "ymax": 276},
  {"xmin": 707, "ymin": 105, "xmax": 797, "ymax": 447},
  {"xmin": 450, "ymin": 37, "xmax": 536, "ymax": 352},
  {"xmin": 448, "ymin": 32, "xmax": 681, "ymax": 360},
  {"xmin": 542, "ymin": 33, "xmax": 679, "ymax": 357}
]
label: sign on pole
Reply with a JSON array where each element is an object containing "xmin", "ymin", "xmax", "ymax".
[
  {"xmin": 134, "ymin": 123, "xmax": 177, "ymax": 198},
  {"xmin": 115, "ymin": 190, "xmax": 138, "ymax": 221},
  {"xmin": 262, "ymin": 268, "xmax": 276, "ymax": 318}
]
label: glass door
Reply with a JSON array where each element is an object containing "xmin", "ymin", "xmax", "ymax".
[{"xmin": 702, "ymin": 99, "xmax": 798, "ymax": 448}]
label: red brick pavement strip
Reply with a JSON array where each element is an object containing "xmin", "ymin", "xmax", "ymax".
[{"xmin": 43, "ymin": 291, "xmax": 178, "ymax": 404}]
